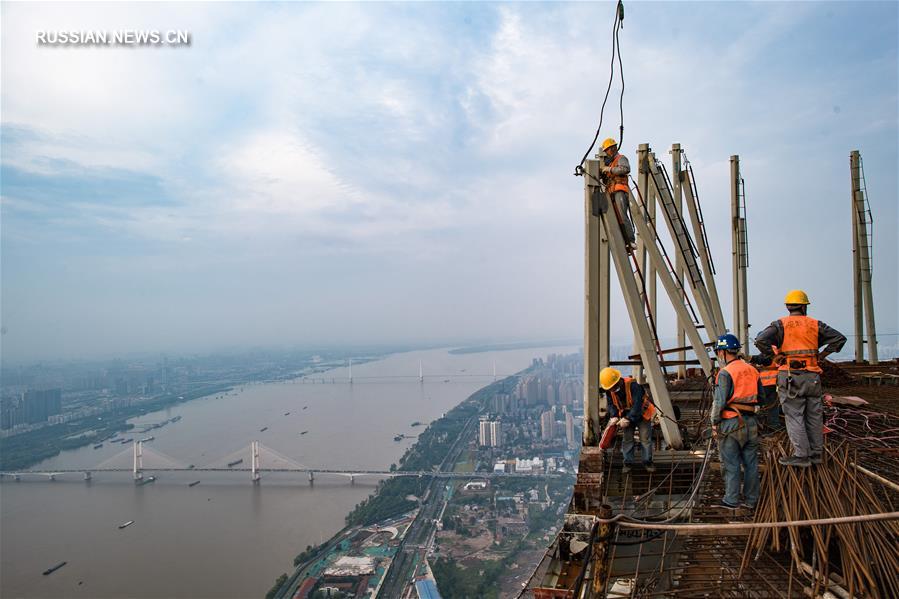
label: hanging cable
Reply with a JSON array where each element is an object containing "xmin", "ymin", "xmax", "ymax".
[{"xmin": 575, "ymin": 0, "xmax": 625, "ymax": 175}]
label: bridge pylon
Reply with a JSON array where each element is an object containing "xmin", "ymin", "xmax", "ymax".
[
  {"xmin": 251, "ymin": 440, "xmax": 261, "ymax": 484},
  {"xmin": 132, "ymin": 440, "xmax": 143, "ymax": 482}
]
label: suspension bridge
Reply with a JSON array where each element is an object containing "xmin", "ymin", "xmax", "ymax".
[{"xmin": 0, "ymin": 440, "xmax": 557, "ymax": 485}]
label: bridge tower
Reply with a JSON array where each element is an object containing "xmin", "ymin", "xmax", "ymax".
[
  {"xmin": 251, "ymin": 440, "xmax": 261, "ymax": 484},
  {"xmin": 132, "ymin": 441, "xmax": 143, "ymax": 482},
  {"xmin": 419, "ymin": 360, "xmax": 423, "ymax": 383},
  {"xmin": 348, "ymin": 358, "xmax": 353, "ymax": 384}
]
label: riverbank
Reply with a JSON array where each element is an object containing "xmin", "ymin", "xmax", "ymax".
[
  {"xmin": 272, "ymin": 375, "xmax": 520, "ymax": 598},
  {"xmin": 0, "ymin": 383, "xmax": 232, "ymax": 471}
]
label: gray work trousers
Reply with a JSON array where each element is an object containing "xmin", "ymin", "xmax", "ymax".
[
  {"xmin": 776, "ymin": 370, "xmax": 824, "ymax": 459},
  {"xmin": 612, "ymin": 191, "xmax": 636, "ymax": 245}
]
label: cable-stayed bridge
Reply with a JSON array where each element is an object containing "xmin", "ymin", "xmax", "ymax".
[{"xmin": 0, "ymin": 440, "xmax": 558, "ymax": 485}]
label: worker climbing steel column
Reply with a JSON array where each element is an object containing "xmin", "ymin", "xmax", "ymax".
[
  {"xmin": 710, "ymin": 334, "xmax": 760, "ymax": 510},
  {"xmin": 599, "ymin": 138, "xmax": 636, "ymax": 250},
  {"xmin": 601, "ymin": 367, "xmax": 655, "ymax": 473},
  {"xmin": 754, "ymin": 290, "xmax": 847, "ymax": 467}
]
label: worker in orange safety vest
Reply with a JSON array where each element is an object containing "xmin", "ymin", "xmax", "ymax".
[
  {"xmin": 754, "ymin": 290, "xmax": 847, "ymax": 467},
  {"xmin": 599, "ymin": 138, "xmax": 636, "ymax": 250},
  {"xmin": 711, "ymin": 334, "xmax": 761, "ymax": 509},
  {"xmin": 601, "ymin": 367, "xmax": 655, "ymax": 473},
  {"xmin": 749, "ymin": 355, "xmax": 783, "ymax": 433}
]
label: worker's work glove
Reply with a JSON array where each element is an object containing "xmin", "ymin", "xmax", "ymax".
[
  {"xmin": 599, "ymin": 164, "xmax": 611, "ymax": 175},
  {"xmin": 619, "ymin": 419, "xmax": 631, "ymax": 429}
]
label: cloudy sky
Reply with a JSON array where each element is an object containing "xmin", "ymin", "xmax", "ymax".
[{"xmin": 1, "ymin": 1, "xmax": 896, "ymax": 363}]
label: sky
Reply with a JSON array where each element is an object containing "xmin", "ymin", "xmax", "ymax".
[{"xmin": 1, "ymin": 1, "xmax": 897, "ymax": 364}]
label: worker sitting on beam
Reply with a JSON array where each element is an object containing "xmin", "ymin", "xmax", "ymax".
[
  {"xmin": 599, "ymin": 137, "xmax": 636, "ymax": 251},
  {"xmin": 601, "ymin": 367, "xmax": 655, "ymax": 473}
]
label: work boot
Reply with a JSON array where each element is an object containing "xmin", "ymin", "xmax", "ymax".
[
  {"xmin": 718, "ymin": 500, "xmax": 739, "ymax": 510},
  {"xmin": 809, "ymin": 454, "xmax": 822, "ymax": 465},
  {"xmin": 643, "ymin": 462, "xmax": 655, "ymax": 473},
  {"xmin": 621, "ymin": 463, "xmax": 632, "ymax": 474},
  {"xmin": 778, "ymin": 456, "xmax": 811, "ymax": 468}
]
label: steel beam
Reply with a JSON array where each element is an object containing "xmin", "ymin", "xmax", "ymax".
[
  {"xmin": 680, "ymin": 160, "xmax": 726, "ymax": 333},
  {"xmin": 634, "ymin": 144, "xmax": 651, "ymax": 383},
  {"xmin": 646, "ymin": 158, "xmax": 722, "ymax": 340},
  {"xmin": 630, "ymin": 195, "xmax": 713, "ymax": 375},
  {"xmin": 601, "ymin": 189, "xmax": 684, "ymax": 449}
]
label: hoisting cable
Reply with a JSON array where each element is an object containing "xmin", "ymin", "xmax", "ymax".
[{"xmin": 575, "ymin": 0, "xmax": 625, "ymax": 176}]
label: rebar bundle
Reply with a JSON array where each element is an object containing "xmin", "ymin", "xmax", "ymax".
[{"xmin": 743, "ymin": 436, "xmax": 899, "ymax": 598}]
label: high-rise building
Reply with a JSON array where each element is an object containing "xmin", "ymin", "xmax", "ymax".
[
  {"xmin": 541, "ymin": 410, "xmax": 555, "ymax": 441},
  {"xmin": 23, "ymin": 389, "xmax": 62, "ymax": 424},
  {"xmin": 566, "ymin": 412, "xmax": 578, "ymax": 449},
  {"xmin": 479, "ymin": 418, "xmax": 503, "ymax": 447},
  {"xmin": 490, "ymin": 420, "xmax": 503, "ymax": 447},
  {"xmin": 479, "ymin": 418, "xmax": 492, "ymax": 447}
]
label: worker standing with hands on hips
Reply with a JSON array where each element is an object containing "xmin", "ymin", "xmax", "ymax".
[
  {"xmin": 754, "ymin": 290, "xmax": 847, "ymax": 467},
  {"xmin": 710, "ymin": 334, "xmax": 761, "ymax": 510},
  {"xmin": 599, "ymin": 138, "xmax": 636, "ymax": 250},
  {"xmin": 601, "ymin": 367, "xmax": 655, "ymax": 473}
]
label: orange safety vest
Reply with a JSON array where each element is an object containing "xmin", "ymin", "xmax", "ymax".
[
  {"xmin": 716, "ymin": 359, "xmax": 759, "ymax": 419},
  {"xmin": 608, "ymin": 154, "xmax": 630, "ymax": 193},
  {"xmin": 758, "ymin": 364, "xmax": 778, "ymax": 387},
  {"xmin": 609, "ymin": 377, "xmax": 656, "ymax": 421},
  {"xmin": 778, "ymin": 315, "xmax": 821, "ymax": 373}
]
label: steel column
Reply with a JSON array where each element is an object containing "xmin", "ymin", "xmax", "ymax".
[
  {"xmin": 672, "ymin": 144, "xmax": 687, "ymax": 377},
  {"xmin": 730, "ymin": 155, "xmax": 749, "ymax": 350},
  {"xmin": 851, "ymin": 150, "xmax": 878, "ymax": 364},
  {"xmin": 584, "ymin": 159, "xmax": 603, "ymax": 444}
]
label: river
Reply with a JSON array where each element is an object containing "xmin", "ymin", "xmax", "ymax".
[{"xmin": 1, "ymin": 345, "xmax": 577, "ymax": 599}]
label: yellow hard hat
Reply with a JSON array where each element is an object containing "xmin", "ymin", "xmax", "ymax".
[
  {"xmin": 784, "ymin": 289, "xmax": 811, "ymax": 305},
  {"xmin": 601, "ymin": 137, "xmax": 617, "ymax": 151},
  {"xmin": 600, "ymin": 367, "xmax": 622, "ymax": 390}
]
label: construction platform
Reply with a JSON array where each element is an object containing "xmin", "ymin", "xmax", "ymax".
[{"xmin": 521, "ymin": 364, "xmax": 899, "ymax": 598}]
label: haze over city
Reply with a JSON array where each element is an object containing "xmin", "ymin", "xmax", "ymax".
[{"xmin": 2, "ymin": 1, "xmax": 896, "ymax": 364}]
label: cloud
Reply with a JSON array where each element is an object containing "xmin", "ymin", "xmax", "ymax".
[{"xmin": 1, "ymin": 1, "xmax": 896, "ymax": 361}]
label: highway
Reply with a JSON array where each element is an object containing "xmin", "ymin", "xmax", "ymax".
[{"xmin": 377, "ymin": 411, "xmax": 479, "ymax": 597}]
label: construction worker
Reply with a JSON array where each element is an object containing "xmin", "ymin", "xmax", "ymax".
[
  {"xmin": 754, "ymin": 290, "xmax": 847, "ymax": 467},
  {"xmin": 750, "ymin": 355, "xmax": 783, "ymax": 433},
  {"xmin": 599, "ymin": 138, "xmax": 636, "ymax": 249},
  {"xmin": 600, "ymin": 367, "xmax": 655, "ymax": 473},
  {"xmin": 710, "ymin": 334, "xmax": 760, "ymax": 510}
]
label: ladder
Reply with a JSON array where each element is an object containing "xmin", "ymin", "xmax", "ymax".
[
  {"xmin": 736, "ymin": 176, "xmax": 749, "ymax": 271},
  {"xmin": 646, "ymin": 158, "xmax": 723, "ymax": 338},
  {"xmin": 854, "ymin": 157, "xmax": 874, "ymax": 283}
]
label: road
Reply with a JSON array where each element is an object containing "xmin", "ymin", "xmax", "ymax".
[{"xmin": 376, "ymin": 412, "xmax": 479, "ymax": 597}]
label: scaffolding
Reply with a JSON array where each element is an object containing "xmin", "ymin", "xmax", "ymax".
[{"xmin": 524, "ymin": 144, "xmax": 899, "ymax": 599}]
